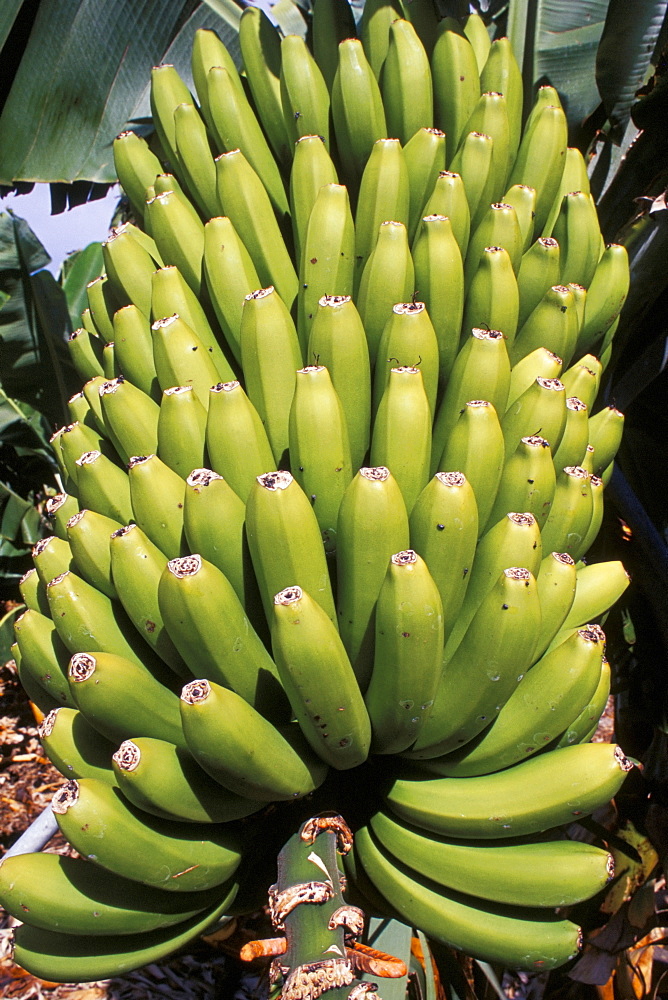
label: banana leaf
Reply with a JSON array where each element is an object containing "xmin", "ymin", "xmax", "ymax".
[{"xmin": 0, "ymin": 0, "xmax": 209, "ymax": 185}]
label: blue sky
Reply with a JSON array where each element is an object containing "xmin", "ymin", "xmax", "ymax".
[{"xmin": 0, "ymin": 183, "xmax": 120, "ymax": 275}]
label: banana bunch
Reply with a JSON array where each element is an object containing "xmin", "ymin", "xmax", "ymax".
[{"xmin": 5, "ymin": 2, "xmax": 635, "ymax": 983}]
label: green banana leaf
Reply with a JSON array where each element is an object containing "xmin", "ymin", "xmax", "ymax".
[
  {"xmin": 0, "ymin": 0, "xmax": 213, "ymax": 185},
  {"xmin": 596, "ymin": 0, "xmax": 668, "ymax": 143},
  {"xmin": 0, "ymin": 0, "xmax": 23, "ymax": 50},
  {"xmin": 361, "ymin": 917, "xmax": 412, "ymax": 1000},
  {"xmin": 0, "ymin": 212, "xmax": 78, "ymax": 427},
  {"xmin": 508, "ymin": 0, "xmax": 612, "ymax": 134},
  {"xmin": 60, "ymin": 241, "xmax": 105, "ymax": 332}
]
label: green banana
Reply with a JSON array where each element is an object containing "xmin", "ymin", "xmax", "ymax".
[
  {"xmin": 331, "ymin": 37, "xmax": 387, "ymax": 185},
  {"xmin": 158, "ymin": 553, "xmax": 285, "ymax": 719},
  {"xmin": 298, "ymin": 182, "xmax": 355, "ymax": 352},
  {"xmin": 102, "ymin": 226, "xmax": 157, "ymax": 317},
  {"xmin": 364, "ymin": 550, "xmax": 444, "ymax": 754},
  {"xmin": 551, "ymin": 190, "xmax": 601, "ymax": 288},
  {"xmin": 290, "ymin": 134, "xmax": 339, "ymax": 266},
  {"xmin": 145, "ymin": 189, "xmax": 205, "ymax": 297},
  {"xmin": 67, "ymin": 327, "xmax": 104, "ymax": 382},
  {"xmin": 552, "ymin": 396, "xmax": 589, "ymax": 471},
  {"xmin": 432, "ymin": 327, "xmax": 510, "ymax": 465},
  {"xmin": 206, "ymin": 66, "xmax": 288, "ymax": 220},
  {"xmin": 431, "ymin": 19, "xmax": 480, "ymax": 155},
  {"xmin": 428, "ymin": 626, "xmax": 605, "ymax": 777},
  {"xmin": 463, "ymin": 13, "xmax": 491, "ymax": 73},
  {"xmin": 579, "ymin": 473, "xmax": 605, "ymax": 557},
  {"xmin": 386, "ymin": 742, "xmax": 634, "ymax": 839},
  {"xmin": 560, "ymin": 354, "xmax": 602, "ymax": 411},
  {"xmin": 503, "ymin": 183, "xmax": 537, "ymax": 253},
  {"xmin": 506, "ymin": 347, "xmax": 563, "ymax": 411},
  {"xmin": 507, "ymin": 103, "xmax": 568, "ymax": 236},
  {"xmin": 0, "ymin": 851, "xmax": 226, "ymax": 937},
  {"xmin": 307, "ymin": 294, "xmax": 371, "ymax": 471},
  {"xmin": 542, "ymin": 144, "xmax": 591, "ymax": 236},
  {"xmin": 101, "ymin": 340, "xmax": 118, "ymax": 380},
  {"xmin": 67, "ymin": 651, "xmax": 186, "ymax": 747},
  {"xmin": 587, "ymin": 405, "xmax": 625, "ymax": 476},
  {"xmin": 59, "ymin": 419, "xmax": 108, "ymax": 487},
  {"xmin": 289, "ymin": 365, "xmax": 353, "ymax": 552},
  {"xmin": 562, "ymin": 560, "xmax": 630, "ymax": 632},
  {"xmin": 280, "ymin": 33, "xmax": 331, "ymax": 149},
  {"xmin": 533, "ymin": 550, "xmax": 577, "ymax": 660},
  {"xmin": 149, "ymin": 63, "xmax": 194, "ymax": 175},
  {"xmin": 422, "ymin": 169, "xmax": 471, "ymax": 254},
  {"xmin": 501, "ymin": 376, "xmax": 567, "ymax": 460},
  {"xmin": 19, "ymin": 567, "xmax": 50, "ymax": 616},
  {"xmin": 98, "ymin": 375, "xmax": 160, "ymax": 465},
  {"xmin": 541, "ymin": 465, "xmax": 593, "ymax": 561},
  {"xmin": 151, "ymin": 264, "xmax": 234, "ymax": 382},
  {"xmin": 151, "ymin": 313, "xmax": 222, "ymax": 409},
  {"xmin": 461, "ymin": 245, "xmax": 519, "ymax": 349},
  {"xmin": 354, "ymin": 138, "xmax": 410, "ymax": 290},
  {"xmin": 312, "ymin": 0, "xmax": 357, "ymax": 92},
  {"xmin": 238, "ymin": 6, "xmax": 292, "ymax": 168},
  {"xmin": 486, "ymin": 434, "xmax": 556, "ymax": 531},
  {"xmin": 74, "ymin": 450, "xmax": 134, "ymax": 525},
  {"xmin": 465, "ymin": 201, "xmax": 523, "ymax": 289},
  {"xmin": 113, "ymin": 304, "xmax": 160, "ymax": 400},
  {"xmin": 460, "ymin": 92, "xmax": 511, "ymax": 202},
  {"xmin": 443, "ymin": 510, "xmax": 543, "ymax": 661},
  {"xmin": 271, "ymin": 584, "xmax": 371, "ymax": 768},
  {"xmin": 449, "ymin": 131, "xmax": 495, "ymax": 230},
  {"xmin": 510, "ymin": 284, "xmax": 577, "ymax": 367},
  {"xmin": 65, "ymin": 507, "xmax": 120, "ymax": 599},
  {"xmin": 409, "ymin": 471, "xmax": 478, "ymax": 638},
  {"xmin": 38, "ymin": 706, "xmax": 116, "ymax": 784},
  {"xmin": 373, "ymin": 301, "xmax": 440, "ymax": 419},
  {"xmin": 13, "ymin": 608, "xmax": 75, "ymax": 708},
  {"xmin": 403, "ymin": 127, "xmax": 447, "ymax": 242},
  {"xmin": 172, "ymin": 101, "xmax": 220, "ymax": 220},
  {"xmin": 157, "ymin": 385, "xmax": 207, "ymax": 479},
  {"xmin": 191, "ymin": 26, "xmax": 245, "ymax": 126},
  {"xmin": 412, "ymin": 567, "xmax": 541, "ymax": 757},
  {"xmin": 554, "ymin": 658, "xmax": 611, "ymax": 749},
  {"xmin": 109, "ymin": 523, "xmax": 189, "ymax": 677},
  {"xmin": 356, "ymin": 220, "xmax": 415, "ymax": 366},
  {"xmin": 381, "ymin": 18, "xmax": 433, "ymax": 146},
  {"xmin": 336, "ymin": 466, "xmax": 410, "ymax": 690},
  {"xmin": 369, "ymin": 809, "xmax": 612, "ymax": 909},
  {"xmin": 216, "ymin": 148, "xmax": 298, "ymax": 310},
  {"xmin": 411, "ymin": 213, "xmax": 464, "ymax": 387},
  {"xmin": 111, "ymin": 736, "xmax": 263, "ymax": 824},
  {"xmin": 52, "ymin": 777, "xmax": 242, "ymax": 892},
  {"xmin": 202, "ymin": 216, "xmax": 260, "ymax": 366},
  {"xmin": 354, "ymin": 825, "xmax": 583, "ymax": 971},
  {"xmin": 359, "ymin": 0, "xmax": 402, "ymax": 80},
  {"xmin": 32, "ymin": 534, "xmax": 75, "ymax": 587},
  {"xmin": 180, "ymin": 678, "xmax": 328, "ymax": 800},
  {"xmin": 517, "ymin": 236, "xmax": 561, "ymax": 329},
  {"xmin": 127, "ymin": 453, "xmax": 186, "ymax": 559},
  {"xmin": 11, "ymin": 892, "xmax": 237, "ymax": 984},
  {"xmin": 240, "ymin": 285, "xmax": 303, "ymax": 465},
  {"xmin": 370, "ymin": 366, "xmax": 431, "ymax": 515},
  {"xmin": 437, "ymin": 401, "xmax": 505, "ymax": 531},
  {"xmin": 183, "ymin": 468, "xmax": 260, "ymax": 622},
  {"xmin": 45, "ymin": 492, "xmax": 79, "ymax": 541},
  {"xmin": 245, "ymin": 470, "xmax": 337, "ymax": 625},
  {"xmin": 86, "ymin": 274, "xmax": 119, "ymax": 343},
  {"xmin": 479, "ymin": 36, "xmax": 523, "ymax": 158},
  {"xmin": 112, "ymin": 130, "xmax": 163, "ymax": 225},
  {"xmin": 205, "ymin": 379, "xmax": 276, "ymax": 501},
  {"xmin": 577, "ymin": 244, "xmax": 630, "ymax": 354}
]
